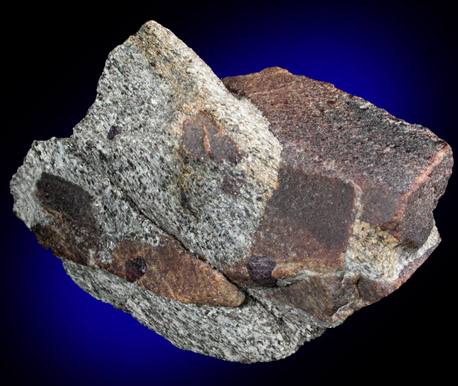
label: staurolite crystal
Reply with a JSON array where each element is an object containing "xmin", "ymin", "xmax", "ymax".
[{"xmin": 10, "ymin": 20, "xmax": 453, "ymax": 363}]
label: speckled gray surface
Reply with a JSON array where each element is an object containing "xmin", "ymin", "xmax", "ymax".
[
  {"xmin": 10, "ymin": 20, "xmax": 453, "ymax": 363},
  {"xmin": 63, "ymin": 259, "xmax": 317, "ymax": 363},
  {"xmin": 70, "ymin": 21, "xmax": 282, "ymax": 270}
]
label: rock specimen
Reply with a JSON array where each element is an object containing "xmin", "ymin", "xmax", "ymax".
[{"xmin": 10, "ymin": 20, "xmax": 453, "ymax": 363}]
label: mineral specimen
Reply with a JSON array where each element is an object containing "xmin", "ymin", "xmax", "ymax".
[{"xmin": 10, "ymin": 20, "xmax": 453, "ymax": 363}]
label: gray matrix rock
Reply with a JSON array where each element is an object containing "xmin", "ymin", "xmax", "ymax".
[{"xmin": 10, "ymin": 20, "xmax": 453, "ymax": 363}]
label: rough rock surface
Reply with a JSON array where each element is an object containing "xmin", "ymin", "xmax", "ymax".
[{"xmin": 10, "ymin": 21, "xmax": 453, "ymax": 363}]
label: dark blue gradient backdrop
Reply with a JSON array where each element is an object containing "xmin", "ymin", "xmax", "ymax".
[{"xmin": 2, "ymin": 2, "xmax": 456, "ymax": 385}]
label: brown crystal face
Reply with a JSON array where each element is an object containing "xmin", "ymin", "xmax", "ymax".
[
  {"xmin": 181, "ymin": 111, "xmax": 243, "ymax": 165},
  {"xmin": 108, "ymin": 237, "xmax": 245, "ymax": 307},
  {"xmin": 33, "ymin": 173, "xmax": 100, "ymax": 265},
  {"xmin": 251, "ymin": 168, "xmax": 355, "ymax": 268},
  {"xmin": 223, "ymin": 68, "xmax": 453, "ymax": 250},
  {"xmin": 223, "ymin": 168, "xmax": 356, "ymax": 286}
]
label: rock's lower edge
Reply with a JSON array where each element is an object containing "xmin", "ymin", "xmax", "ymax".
[{"xmin": 63, "ymin": 259, "xmax": 322, "ymax": 363}]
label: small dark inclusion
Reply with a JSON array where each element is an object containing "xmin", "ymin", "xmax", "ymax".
[
  {"xmin": 107, "ymin": 126, "xmax": 122, "ymax": 140},
  {"xmin": 247, "ymin": 256, "xmax": 277, "ymax": 287},
  {"xmin": 125, "ymin": 257, "xmax": 147, "ymax": 282},
  {"xmin": 221, "ymin": 172, "xmax": 245, "ymax": 196}
]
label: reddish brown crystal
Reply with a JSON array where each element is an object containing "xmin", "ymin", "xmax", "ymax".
[
  {"xmin": 223, "ymin": 67, "xmax": 452, "ymax": 243},
  {"xmin": 222, "ymin": 68, "xmax": 453, "ymax": 316},
  {"xmin": 181, "ymin": 111, "xmax": 243, "ymax": 165},
  {"xmin": 33, "ymin": 173, "xmax": 100, "ymax": 265},
  {"xmin": 108, "ymin": 237, "xmax": 245, "ymax": 307}
]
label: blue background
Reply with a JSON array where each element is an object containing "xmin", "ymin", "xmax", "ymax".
[{"xmin": 2, "ymin": 2, "xmax": 456, "ymax": 384}]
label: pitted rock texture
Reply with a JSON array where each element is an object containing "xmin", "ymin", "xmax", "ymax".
[{"xmin": 10, "ymin": 21, "xmax": 453, "ymax": 363}]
